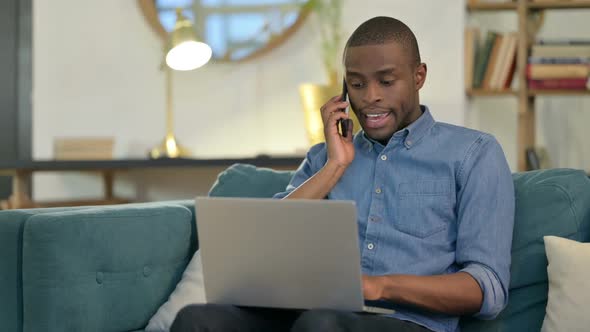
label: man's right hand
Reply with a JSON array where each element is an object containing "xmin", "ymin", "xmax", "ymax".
[
  {"xmin": 283, "ymin": 95, "xmax": 354, "ymax": 200},
  {"xmin": 321, "ymin": 95, "xmax": 355, "ymax": 168}
]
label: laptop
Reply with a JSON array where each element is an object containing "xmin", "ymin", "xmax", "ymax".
[{"xmin": 194, "ymin": 196, "xmax": 395, "ymax": 315}]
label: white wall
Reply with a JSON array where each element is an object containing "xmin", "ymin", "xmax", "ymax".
[{"xmin": 32, "ymin": 0, "xmax": 464, "ymax": 201}]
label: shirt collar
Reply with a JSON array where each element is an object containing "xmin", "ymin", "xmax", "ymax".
[{"xmin": 359, "ymin": 105, "xmax": 435, "ymax": 151}]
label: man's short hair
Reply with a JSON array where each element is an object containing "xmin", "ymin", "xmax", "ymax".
[{"xmin": 344, "ymin": 16, "xmax": 421, "ymax": 65}]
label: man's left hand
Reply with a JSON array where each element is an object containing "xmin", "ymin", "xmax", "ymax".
[{"xmin": 362, "ymin": 275, "xmax": 384, "ymax": 300}]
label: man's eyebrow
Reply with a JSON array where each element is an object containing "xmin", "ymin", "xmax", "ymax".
[
  {"xmin": 346, "ymin": 67, "xmax": 398, "ymax": 77},
  {"xmin": 346, "ymin": 70, "xmax": 364, "ymax": 77},
  {"xmin": 375, "ymin": 67, "xmax": 397, "ymax": 75}
]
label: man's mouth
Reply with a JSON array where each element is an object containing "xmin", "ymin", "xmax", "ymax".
[{"xmin": 363, "ymin": 112, "xmax": 392, "ymax": 129}]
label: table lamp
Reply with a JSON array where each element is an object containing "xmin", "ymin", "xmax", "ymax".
[{"xmin": 149, "ymin": 8, "xmax": 212, "ymax": 159}]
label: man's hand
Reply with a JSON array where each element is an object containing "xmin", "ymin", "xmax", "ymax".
[
  {"xmin": 282, "ymin": 95, "xmax": 354, "ymax": 200},
  {"xmin": 362, "ymin": 275, "xmax": 384, "ymax": 301},
  {"xmin": 320, "ymin": 95, "xmax": 354, "ymax": 168}
]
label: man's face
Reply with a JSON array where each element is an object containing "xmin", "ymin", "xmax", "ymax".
[{"xmin": 344, "ymin": 42, "xmax": 426, "ymax": 145}]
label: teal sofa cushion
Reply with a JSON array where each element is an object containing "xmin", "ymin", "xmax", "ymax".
[
  {"xmin": 208, "ymin": 163, "xmax": 295, "ymax": 198},
  {"xmin": 0, "ymin": 217, "xmax": 24, "ymax": 332},
  {"xmin": 461, "ymin": 168, "xmax": 590, "ymax": 332},
  {"xmin": 0, "ymin": 206, "xmax": 95, "ymax": 332},
  {"xmin": 20, "ymin": 203, "xmax": 193, "ymax": 332}
]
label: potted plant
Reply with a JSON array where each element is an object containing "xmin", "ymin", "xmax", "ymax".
[{"xmin": 299, "ymin": 0, "xmax": 360, "ymax": 146}]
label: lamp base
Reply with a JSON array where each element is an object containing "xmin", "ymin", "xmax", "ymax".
[{"xmin": 149, "ymin": 134, "xmax": 191, "ymax": 159}]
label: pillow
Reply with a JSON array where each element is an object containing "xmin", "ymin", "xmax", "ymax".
[
  {"xmin": 145, "ymin": 251, "xmax": 206, "ymax": 332},
  {"xmin": 208, "ymin": 163, "xmax": 295, "ymax": 198},
  {"xmin": 541, "ymin": 236, "xmax": 590, "ymax": 332}
]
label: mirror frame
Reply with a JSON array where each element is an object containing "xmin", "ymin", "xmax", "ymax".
[{"xmin": 137, "ymin": 0, "xmax": 311, "ymax": 62}]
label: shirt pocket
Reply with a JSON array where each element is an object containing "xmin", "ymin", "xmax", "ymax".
[{"xmin": 395, "ymin": 179, "xmax": 452, "ymax": 238}]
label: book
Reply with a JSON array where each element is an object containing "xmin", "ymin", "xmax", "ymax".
[
  {"xmin": 532, "ymin": 45, "xmax": 590, "ymax": 58},
  {"xmin": 537, "ymin": 39, "xmax": 590, "ymax": 45},
  {"xmin": 526, "ymin": 64, "xmax": 590, "ymax": 79},
  {"xmin": 464, "ymin": 27, "xmax": 479, "ymax": 90},
  {"xmin": 532, "ymin": 0, "xmax": 579, "ymax": 2},
  {"xmin": 503, "ymin": 54, "xmax": 517, "ymax": 88},
  {"xmin": 483, "ymin": 35, "xmax": 504, "ymax": 89},
  {"xmin": 491, "ymin": 33, "xmax": 511, "ymax": 89},
  {"xmin": 497, "ymin": 33, "xmax": 518, "ymax": 89},
  {"xmin": 473, "ymin": 31, "xmax": 499, "ymax": 88},
  {"xmin": 528, "ymin": 57, "xmax": 590, "ymax": 64},
  {"xmin": 528, "ymin": 78, "xmax": 588, "ymax": 90},
  {"xmin": 54, "ymin": 137, "xmax": 115, "ymax": 160},
  {"xmin": 488, "ymin": 36, "xmax": 505, "ymax": 89}
]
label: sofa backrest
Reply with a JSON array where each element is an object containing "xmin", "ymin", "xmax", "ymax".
[
  {"xmin": 0, "ymin": 203, "xmax": 194, "ymax": 332},
  {"xmin": 0, "ymin": 206, "xmax": 93, "ymax": 332},
  {"xmin": 209, "ymin": 164, "xmax": 590, "ymax": 332},
  {"xmin": 462, "ymin": 168, "xmax": 590, "ymax": 332}
]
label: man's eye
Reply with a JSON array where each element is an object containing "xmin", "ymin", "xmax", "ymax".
[
  {"xmin": 381, "ymin": 80, "xmax": 394, "ymax": 86},
  {"xmin": 351, "ymin": 82, "xmax": 365, "ymax": 88}
]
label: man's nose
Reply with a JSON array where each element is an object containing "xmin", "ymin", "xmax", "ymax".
[{"xmin": 363, "ymin": 82, "xmax": 382, "ymax": 104}]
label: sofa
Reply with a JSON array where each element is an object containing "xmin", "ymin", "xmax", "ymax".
[{"xmin": 1, "ymin": 164, "xmax": 589, "ymax": 332}]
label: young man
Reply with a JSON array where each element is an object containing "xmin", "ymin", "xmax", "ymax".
[{"xmin": 171, "ymin": 16, "xmax": 514, "ymax": 332}]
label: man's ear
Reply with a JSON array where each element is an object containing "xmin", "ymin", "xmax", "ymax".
[{"xmin": 415, "ymin": 63, "xmax": 427, "ymax": 91}]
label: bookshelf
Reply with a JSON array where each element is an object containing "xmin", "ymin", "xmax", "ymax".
[
  {"xmin": 466, "ymin": 0, "xmax": 590, "ymax": 171},
  {"xmin": 528, "ymin": 1, "xmax": 590, "ymax": 10},
  {"xmin": 467, "ymin": 0, "xmax": 590, "ymax": 10},
  {"xmin": 467, "ymin": 2, "xmax": 518, "ymax": 10}
]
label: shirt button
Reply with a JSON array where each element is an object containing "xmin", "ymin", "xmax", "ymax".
[
  {"xmin": 406, "ymin": 140, "xmax": 412, "ymax": 146},
  {"xmin": 375, "ymin": 188, "xmax": 382, "ymax": 194},
  {"xmin": 367, "ymin": 243, "xmax": 374, "ymax": 250},
  {"xmin": 380, "ymin": 155, "xmax": 387, "ymax": 161}
]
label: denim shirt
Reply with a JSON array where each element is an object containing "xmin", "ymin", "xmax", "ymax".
[{"xmin": 274, "ymin": 106, "xmax": 515, "ymax": 332}]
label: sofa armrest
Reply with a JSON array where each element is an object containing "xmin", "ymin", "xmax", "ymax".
[{"xmin": 21, "ymin": 203, "xmax": 193, "ymax": 332}]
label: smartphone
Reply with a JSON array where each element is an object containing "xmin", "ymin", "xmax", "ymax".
[{"xmin": 339, "ymin": 79, "xmax": 352, "ymax": 137}]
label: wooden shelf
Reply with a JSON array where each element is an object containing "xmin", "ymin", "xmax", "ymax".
[
  {"xmin": 466, "ymin": 89, "xmax": 518, "ymax": 96},
  {"xmin": 466, "ymin": 1, "xmax": 590, "ymax": 171},
  {"xmin": 467, "ymin": 2, "xmax": 517, "ymax": 11},
  {"xmin": 468, "ymin": 89, "xmax": 590, "ymax": 96},
  {"xmin": 467, "ymin": 1, "xmax": 590, "ymax": 11},
  {"xmin": 528, "ymin": 89, "xmax": 590, "ymax": 96},
  {"xmin": 529, "ymin": 1, "xmax": 590, "ymax": 10}
]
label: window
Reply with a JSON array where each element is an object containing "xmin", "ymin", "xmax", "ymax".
[{"xmin": 156, "ymin": 0, "xmax": 305, "ymax": 61}]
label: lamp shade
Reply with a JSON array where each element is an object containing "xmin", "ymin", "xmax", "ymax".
[{"xmin": 165, "ymin": 9, "xmax": 212, "ymax": 71}]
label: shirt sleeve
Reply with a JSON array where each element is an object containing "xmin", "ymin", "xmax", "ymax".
[
  {"xmin": 455, "ymin": 134, "xmax": 515, "ymax": 320},
  {"xmin": 273, "ymin": 143, "xmax": 326, "ymax": 199}
]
